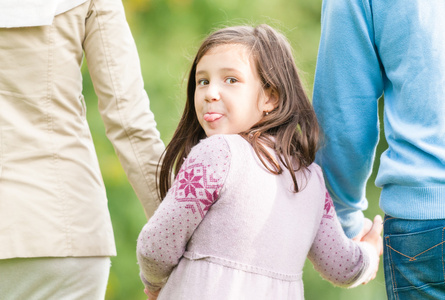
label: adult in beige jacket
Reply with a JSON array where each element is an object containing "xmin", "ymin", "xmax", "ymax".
[{"xmin": 0, "ymin": 0, "xmax": 164, "ymax": 298}]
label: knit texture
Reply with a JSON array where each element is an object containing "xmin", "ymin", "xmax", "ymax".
[
  {"xmin": 313, "ymin": 0, "xmax": 445, "ymax": 237},
  {"xmin": 137, "ymin": 134, "xmax": 377, "ymax": 299}
]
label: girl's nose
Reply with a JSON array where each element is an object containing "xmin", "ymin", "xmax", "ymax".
[{"xmin": 204, "ymin": 83, "xmax": 221, "ymax": 102}]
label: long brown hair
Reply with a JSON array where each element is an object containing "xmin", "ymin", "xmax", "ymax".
[{"xmin": 158, "ymin": 24, "xmax": 319, "ymax": 199}]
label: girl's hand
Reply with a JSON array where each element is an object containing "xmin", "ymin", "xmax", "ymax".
[
  {"xmin": 360, "ymin": 215, "xmax": 383, "ymax": 284},
  {"xmin": 144, "ymin": 287, "xmax": 160, "ymax": 300}
]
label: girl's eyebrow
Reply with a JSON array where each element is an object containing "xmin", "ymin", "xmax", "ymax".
[
  {"xmin": 196, "ymin": 68, "xmax": 242, "ymax": 77},
  {"xmin": 195, "ymin": 70, "xmax": 207, "ymax": 77},
  {"xmin": 220, "ymin": 67, "xmax": 241, "ymax": 73}
]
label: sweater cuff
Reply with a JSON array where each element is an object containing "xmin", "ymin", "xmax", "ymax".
[
  {"xmin": 140, "ymin": 272, "xmax": 165, "ymax": 292},
  {"xmin": 348, "ymin": 241, "xmax": 379, "ymax": 288}
]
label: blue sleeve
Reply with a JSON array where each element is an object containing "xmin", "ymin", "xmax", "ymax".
[{"xmin": 312, "ymin": 0, "xmax": 384, "ymax": 238}]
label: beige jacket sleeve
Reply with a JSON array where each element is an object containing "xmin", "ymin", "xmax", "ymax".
[{"xmin": 83, "ymin": 0, "xmax": 164, "ymax": 219}]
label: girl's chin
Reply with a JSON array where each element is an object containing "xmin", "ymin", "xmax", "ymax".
[
  {"xmin": 205, "ymin": 129, "xmax": 228, "ymax": 137},
  {"xmin": 205, "ymin": 130, "xmax": 240, "ymax": 137}
]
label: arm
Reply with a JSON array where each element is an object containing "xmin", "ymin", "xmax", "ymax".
[
  {"xmin": 308, "ymin": 191, "xmax": 381, "ymax": 287},
  {"xmin": 137, "ymin": 136, "xmax": 231, "ymax": 293},
  {"xmin": 313, "ymin": 0, "xmax": 384, "ymax": 238},
  {"xmin": 83, "ymin": 0, "xmax": 165, "ymax": 219}
]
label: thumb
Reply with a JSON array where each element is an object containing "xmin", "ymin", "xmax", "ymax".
[
  {"xmin": 368, "ymin": 215, "xmax": 383, "ymax": 238},
  {"xmin": 372, "ymin": 215, "xmax": 383, "ymax": 232}
]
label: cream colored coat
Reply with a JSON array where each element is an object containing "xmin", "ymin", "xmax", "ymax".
[{"xmin": 0, "ymin": 0, "xmax": 164, "ymax": 259}]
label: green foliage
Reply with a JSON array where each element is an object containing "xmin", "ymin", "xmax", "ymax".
[{"xmin": 81, "ymin": 1, "xmax": 387, "ymax": 299}]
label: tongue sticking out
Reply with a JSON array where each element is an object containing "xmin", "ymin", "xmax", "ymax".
[{"xmin": 204, "ymin": 113, "xmax": 223, "ymax": 122}]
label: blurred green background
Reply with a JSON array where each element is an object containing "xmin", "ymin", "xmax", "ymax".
[{"xmin": 81, "ymin": 0, "xmax": 388, "ymax": 299}]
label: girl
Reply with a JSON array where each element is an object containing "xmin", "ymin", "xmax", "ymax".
[{"xmin": 137, "ymin": 24, "xmax": 383, "ymax": 299}]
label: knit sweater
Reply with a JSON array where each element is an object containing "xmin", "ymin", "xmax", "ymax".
[
  {"xmin": 313, "ymin": 0, "xmax": 445, "ymax": 238},
  {"xmin": 137, "ymin": 134, "xmax": 378, "ymax": 299}
]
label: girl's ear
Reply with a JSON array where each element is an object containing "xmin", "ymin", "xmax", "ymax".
[{"xmin": 263, "ymin": 88, "xmax": 279, "ymax": 113}]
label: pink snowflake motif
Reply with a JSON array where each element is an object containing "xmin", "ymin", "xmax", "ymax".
[
  {"xmin": 179, "ymin": 169, "xmax": 203, "ymax": 197},
  {"xmin": 323, "ymin": 191, "xmax": 334, "ymax": 219},
  {"xmin": 200, "ymin": 189, "xmax": 219, "ymax": 212},
  {"xmin": 185, "ymin": 204, "xmax": 196, "ymax": 214}
]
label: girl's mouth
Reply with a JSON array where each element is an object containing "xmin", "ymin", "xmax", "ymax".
[{"xmin": 203, "ymin": 113, "xmax": 223, "ymax": 122}]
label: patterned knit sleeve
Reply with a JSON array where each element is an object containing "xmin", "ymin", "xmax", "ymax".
[
  {"xmin": 307, "ymin": 190, "xmax": 379, "ymax": 288},
  {"xmin": 136, "ymin": 135, "xmax": 231, "ymax": 292}
]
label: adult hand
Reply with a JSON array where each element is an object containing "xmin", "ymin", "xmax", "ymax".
[
  {"xmin": 352, "ymin": 217, "xmax": 373, "ymax": 242},
  {"xmin": 362, "ymin": 215, "xmax": 383, "ymax": 256}
]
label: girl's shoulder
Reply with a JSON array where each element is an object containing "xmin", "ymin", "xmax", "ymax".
[
  {"xmin": 307, "ymin": 162, "xmax": 322, "ymax": 174},
  {"xmin": 186, "ymin": 135, "xmax": 236, "ymax": 167},
  {"xmin": 197, "ymin": 134, "xmax": 246, "ymax": 145},
  {"xmin": 190, "ymin": 134, "xmax": 248, "ymax": 156},
  {"xmin": 179, "ymin": 135, "xmax": 234, "ymax": 193},
  {"xmin": 296, "ymin": 163, "xmax": 326, "ymax": 195},
  {"xmin": 187, "ymin": 134, "xmax": 252, "ymax": 175}
]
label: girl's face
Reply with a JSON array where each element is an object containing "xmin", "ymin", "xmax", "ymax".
[{"xmin": 194, "ymin": 44, "xmax": 275, "ymax": 137}]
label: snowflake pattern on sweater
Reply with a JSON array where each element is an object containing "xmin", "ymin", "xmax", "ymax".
[
  {"xmin": 137, "ymin": 135, "xmax": 377, "ymax": 296},
  {"xmin": 137, "ymin": 136, "xmax": 230, "ymax": 290},
  {"xmin": 322, "ymin": 191, "xmax": 335, "ymax": 220},
  {"xmin": 175, "ymin": 158, "xmax": 222, "ymax": 218}
]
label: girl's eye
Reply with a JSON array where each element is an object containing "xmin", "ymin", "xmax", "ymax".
[
  {"xmin": 197, "ymin": 79, "xmax": 209, "ymax": 86},
  {"xmin": 225, "ymin": 77, "xmax": 237, "ymax": 84}
]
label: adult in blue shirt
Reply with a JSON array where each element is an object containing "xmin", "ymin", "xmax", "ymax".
[{"xmin": 313, "ymin": 1, "xmax": 445, "ymax": 299}]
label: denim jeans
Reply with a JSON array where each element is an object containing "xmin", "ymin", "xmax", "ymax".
[{"xmin": 383, "ymin": 215, "xmax": 445, "ymax": 300}]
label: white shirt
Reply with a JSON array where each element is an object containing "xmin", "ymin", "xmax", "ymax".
[{"xmin": 0, "ymin": 0, "xmax": 88, "ymax": 28}]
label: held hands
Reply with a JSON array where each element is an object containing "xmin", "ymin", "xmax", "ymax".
[
  {"xmin": 144, "ymin": 287, "xmax": 160, "ymax": 300},
  {"xmin": 354, "ymin": 215, "xmax": 383, "ymax": 255},
  {"xmin": 353, "ymin": 215, "xmax": 384, "ymax": 284}
]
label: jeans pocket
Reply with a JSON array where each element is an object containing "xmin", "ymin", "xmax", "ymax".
[{"xmin": 385, "ymin": 225, "xmax": 445, "ymax": 295}]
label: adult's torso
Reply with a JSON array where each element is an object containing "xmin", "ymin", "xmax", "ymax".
[{"xmin": 0, "ymin": 1, "xmax": 115, "ymax": 259}]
